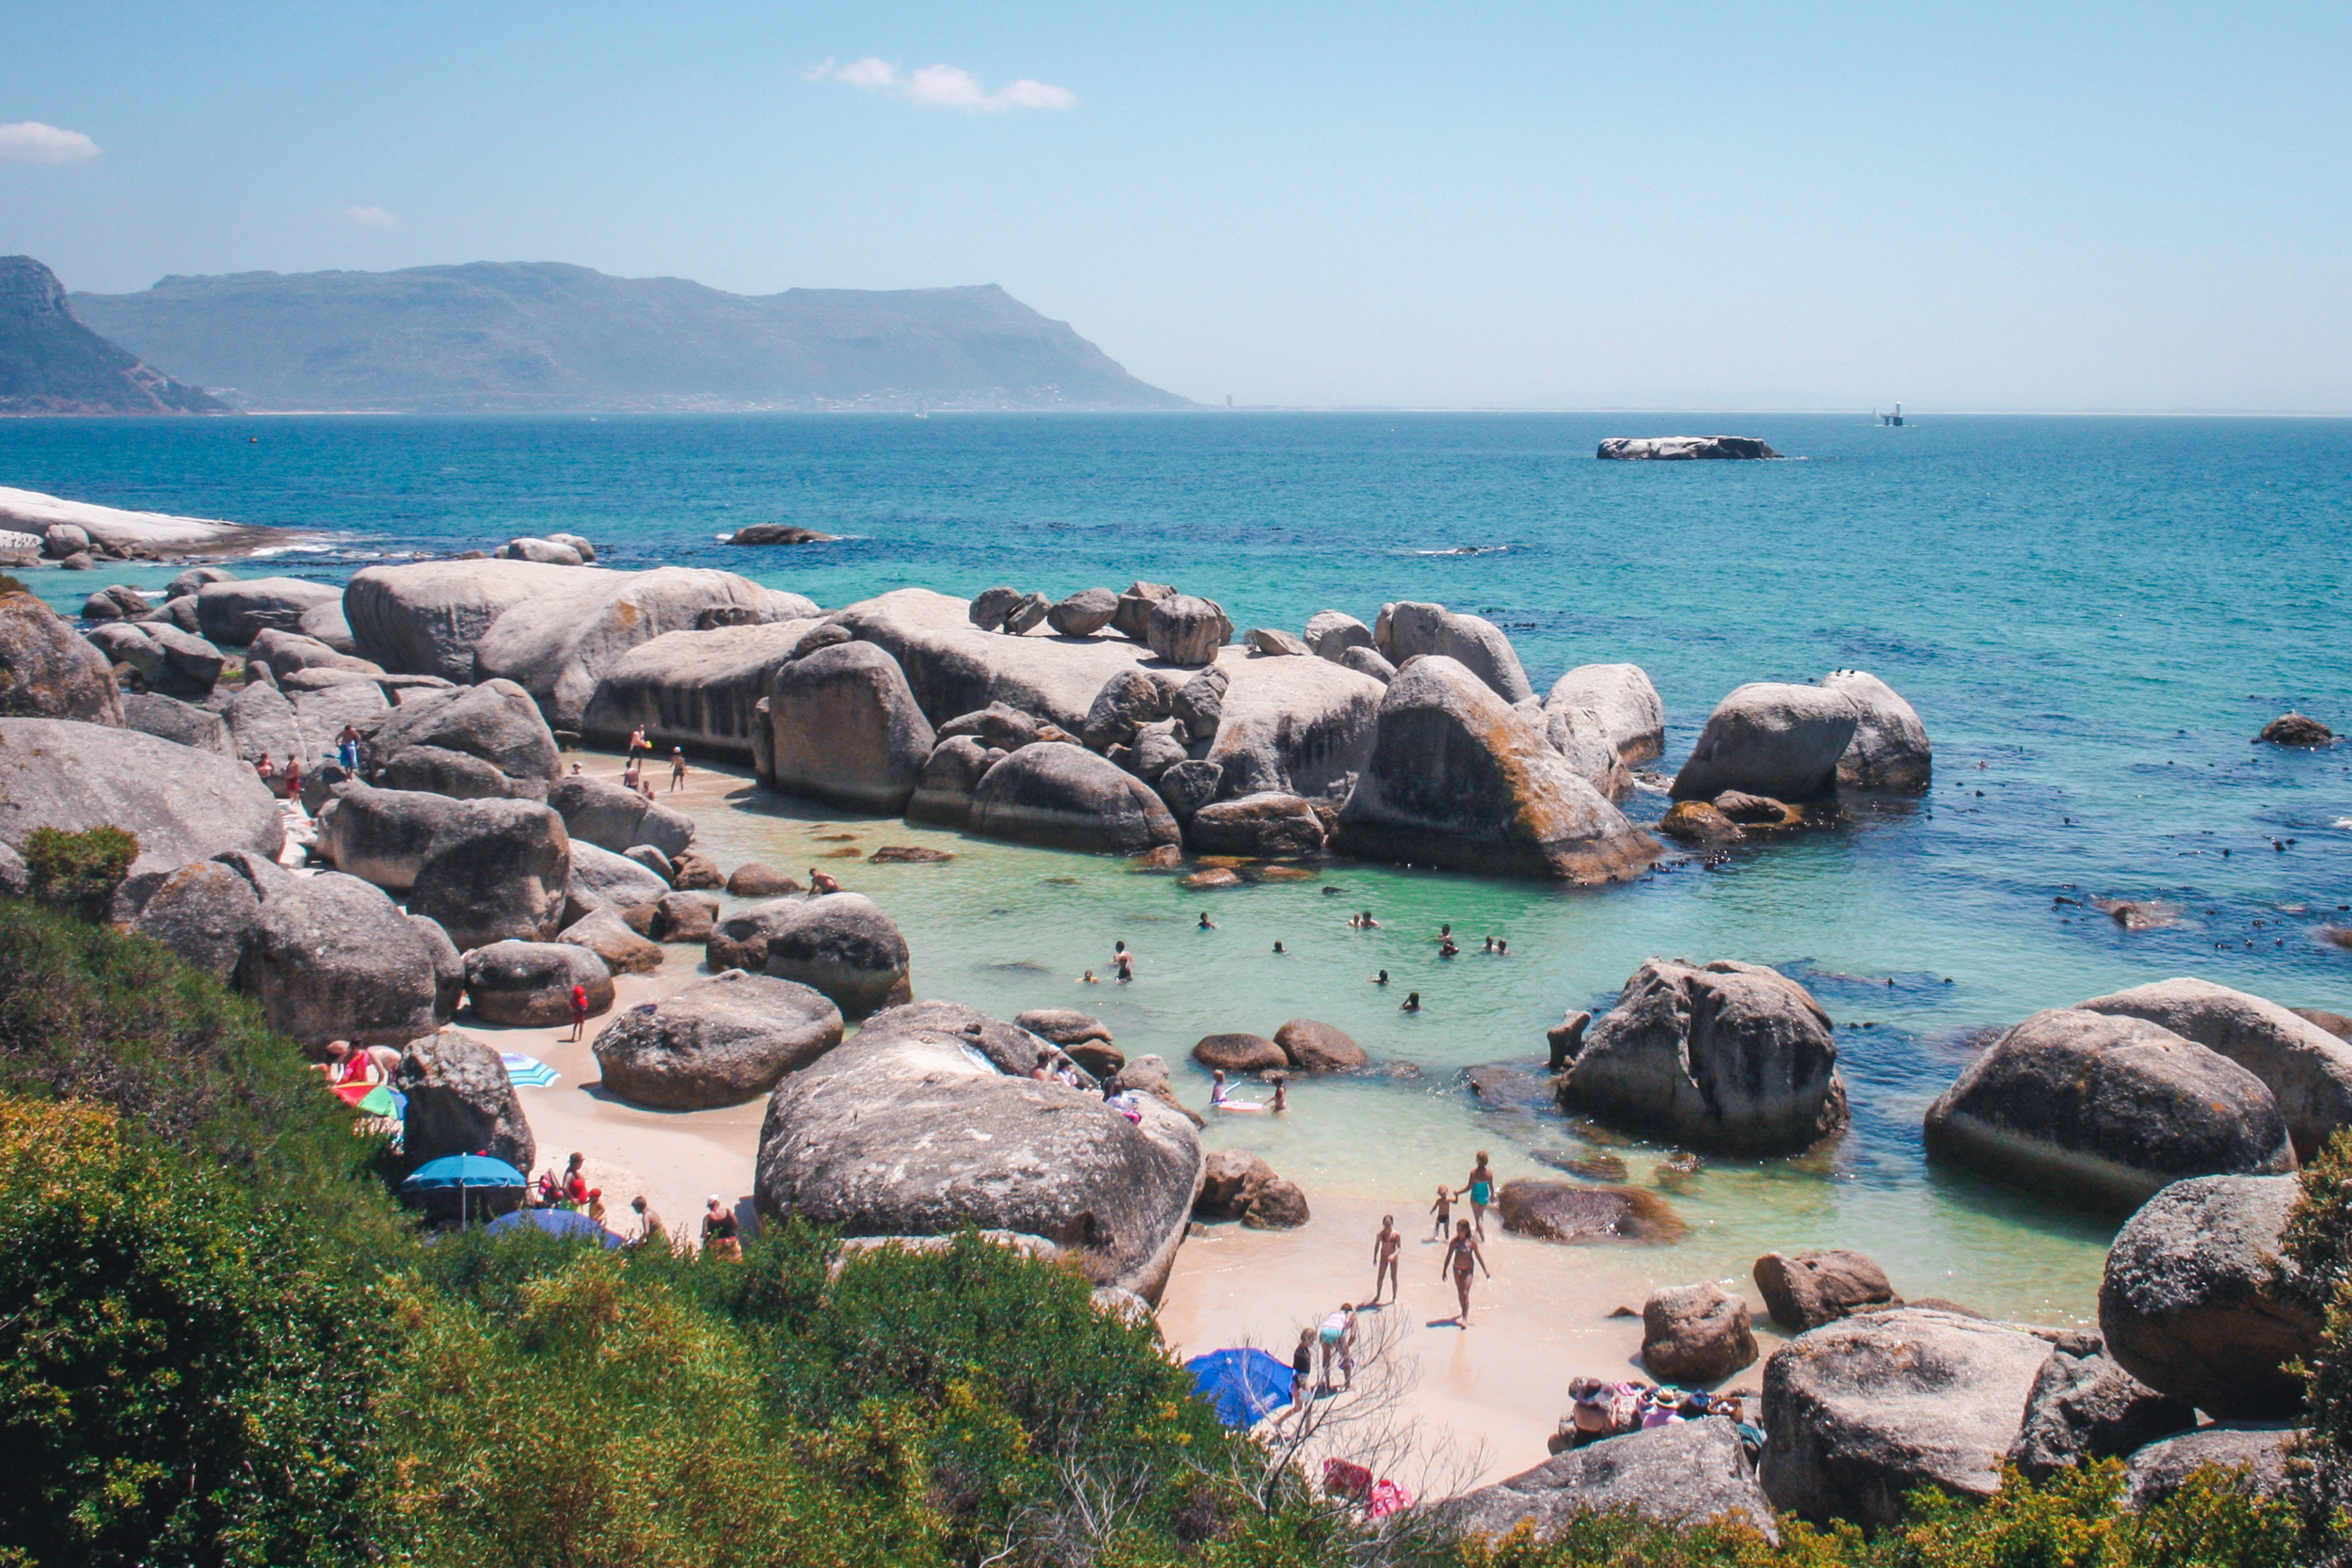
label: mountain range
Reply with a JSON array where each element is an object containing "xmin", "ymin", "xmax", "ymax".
[
  {"xmin": 0, "ymin": 256, "xmax": 228, "ymax": 416},
  {"xmin": 68, "ymin": 261, "xmax": 1190, "ymax": 413}
]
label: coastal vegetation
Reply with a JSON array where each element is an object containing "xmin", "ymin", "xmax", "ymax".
[{"xmin": 0, "ymin": 869, "xmax": 2330, "ymax": 1567}]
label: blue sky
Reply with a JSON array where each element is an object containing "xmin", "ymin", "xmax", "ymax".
[{"xmin": 2, "ymin": 2, "xmax": 2346, "ymax": 411}]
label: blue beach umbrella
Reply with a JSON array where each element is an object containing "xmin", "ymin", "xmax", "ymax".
[
  {"xmin": 1185, "ymin": 1348, "xmax": 1295, "ymax": 1428},
  {"xmin": 485, "ymin": 1208, "xmax": 626, "ymax": 1248},
  {"xmin": 401, "ymin": 1153, "xmax": 528, "ymax": 1224}
]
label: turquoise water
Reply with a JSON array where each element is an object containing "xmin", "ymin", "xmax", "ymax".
[{"xmin": 10, "ymin": 410, "xmax": 2352, "ymax": 1321}]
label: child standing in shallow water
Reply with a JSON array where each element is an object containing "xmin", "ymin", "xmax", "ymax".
[{"xmin": 1429, "ymin": 1185, "xmax": 1453, "ymax": 1238}]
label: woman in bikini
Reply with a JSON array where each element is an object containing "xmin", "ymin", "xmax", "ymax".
[
  {"xmin": 1440, "ymin": 1219, "xmax": 1489, "ymax": 1324},
  {"xmin": 1464, "ymin": 1151, "xmax": 1496, "ymax": 1239}
]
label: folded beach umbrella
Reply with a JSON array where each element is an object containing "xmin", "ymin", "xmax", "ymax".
[
  {"xmin": 1184, "ymin": 1348, "xmax": 1295, "ymax": 1428},
  {"xmin": 485, "ymin": 1208, "xmax": 626, "ymax": 1248},
  {"xmin": 402, "ymin": 1153, "xmax": 528, "ymax": 1191}
]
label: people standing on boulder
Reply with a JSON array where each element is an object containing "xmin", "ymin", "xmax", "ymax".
[
  {"xmin": 336, "ymin": 724, "xmax": 363, "ymax": 772},
  {"xmin": 1440, "ymin": 1220, "xmax": 1489, "ymax": 1325},
  {"xmin": 1370, "ymin": 1214, "xmax": 1402, "ymax": 1304},
  {"xmin": 282, "ymin": 753, "xmax": 303, "ymax": 798},
  {"xmin": 566, "ymin": 982, "xmax": 589, "ymax": 1042},
  {"xmin": 1463, "ymin": 1152, "xmax": 1495, "ymax": 1238},
  {"xmin": 669, "ymin": 747, "xmax": 687, "ymax": 791}
]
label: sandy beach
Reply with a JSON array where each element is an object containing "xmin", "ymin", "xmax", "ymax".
[{"xmin": 427, "ymin": 755, "xmax": 1795, "ymax": 1493}]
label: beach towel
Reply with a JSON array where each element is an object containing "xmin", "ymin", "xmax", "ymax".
[
  {"xmin": 1367, "ymin": 1480, "xmax": 1413, "ymax": 1518},
  {"xmin": 1322, "ymin": 1459, "xmax": 1373, "ymax": 1499},
  {"xmin": 501, "ymin": 1053, "xmax": 560, "ymax": 1087}
]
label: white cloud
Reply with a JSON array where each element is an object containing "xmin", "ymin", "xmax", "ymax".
[
  {"xmin": 805, "ymin": 56, "xmax": 1074, "ymax": 113},
  {"xmin": 0, "ymin": 121, "xmax": 102, "ymax": 165},
  {"xmin": 342, "ymin": 204, "xmax": 401, "ymax": 230}
]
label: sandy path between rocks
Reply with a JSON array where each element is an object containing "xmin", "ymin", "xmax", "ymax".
[{"xmin": 457, "ymin": 756, "xmax": 1768, "ymax": 1494}]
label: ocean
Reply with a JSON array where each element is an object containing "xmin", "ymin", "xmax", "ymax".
[{"xmin": 8, "ymin": 409, "xmax": 2350, "ymax": 1322}]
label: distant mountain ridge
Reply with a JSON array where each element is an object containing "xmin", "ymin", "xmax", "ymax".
[
  {"xmin": 71, "ymin": 261, "xmax": 1191, "ymax": 413},
  {"xmin": 0, "ymin": 256, "xmax": 229, "ymax": 416}
]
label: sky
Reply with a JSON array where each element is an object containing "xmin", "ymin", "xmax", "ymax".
[{"xmin": 1, "ymin": 2, "xmax": 2347, "ymax": 412}]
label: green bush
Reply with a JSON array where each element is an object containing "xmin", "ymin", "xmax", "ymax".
[
  {"xmin": 22, "ymin": 824, "xmax": 139, "ymax": 921},
  {"xmin": 0, "ymin": 1097, "xmax": 384, "ymax": 1568}
]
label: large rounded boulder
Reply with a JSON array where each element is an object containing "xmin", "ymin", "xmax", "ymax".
[
  {"xmin": 756, "ymin": 1001, "xmax": 1205, "ymax": 1299},
  {"xmin": 394, "ymin": 1026, "xmax": 536, "ymax": 1172},
  {"xmin": 594, "ymin": 969, "xmax": 844, "ymax": 1109},
  {"xmin": 1187, "ymin": 792, "xmax": 1326, "ymax": 858},
  {"xmin": 1273, "ymin": 1018, "xmax": 1366, "ymax": 1071},
  {"xmin": 194, "ymin": 577, "xmax": 342, "ymax": 644},
  {"xmin": 407, "ymin": 800, "xmax": 572, "ymax": 950},
  {"xmin": 316, "ymin": 784, "xmax": 469, "ymax": 892},
  {"xmin": 766, "ymin": 640, "xmax": 936, "ymax": 813},
  {"xmin": 1336, "ymin": 656, "xmax": 1659, "ymax": 881},
  {"xmin": 2007, "ymin": 1345, "xmax": 2195, "ymax": 1480},
  {"xmin": 1754, "ymin": 1250, "xmax": 1899, "ymax": 1332},
  {"xmin": 1820, "ymin": 670, "xmax": 1931, "ymax": 792},
  {"xmin": 969, "ymin": 742, "xmax": 1182, "ymax": 856},
  {"xmin": 0, "ymin": 719, "xmax": 282, "ymax": 916},
  {"xmin": 905, "ymin": 736, "xmax": 995, "ymax": 830},
  {"xmin": 463, "ymin": 941, "xmax": 614, "ymax": 1027},
  {"xmin": 1560, "ymin": 958, "xmax": 1847, "ymax": 1155},
  {"xmin": 1923, "ymin": 1009, "xmax": 2294, "ymax": 1211},
  {"xmin": 0, "ymin": 585, "xmax": 126, "ymax": 724},
  {"xmin": 757, "ymin": 892, "xmax": 912, "ymax": 1020},
  {"xmin": 2099, "ymin": 1173, "xmax": 2319, "ymax": 1419},
  {"xmin": 1143, "ymin": 594, "xmax": 1232, "ymax": 666},
  {"xmin": 223, "ymin": 853, "xmax": 443, "ymax": 1049},
  {"xmin": 1379, "ymin": 600, "xmax": 1534, "ymax": 704},
  {"xmin": 364, "ymin": 677, "xmax": 560, "ymax": 788},
  {"xmin": 1671, "ymin": 682, "xmax": 1859, "ymax": 802},
  {"xmin": 1641, "ymin": 1282, "xmax": 1758, "ymax": 1384},
  {"xmin": 1545, "ymin": 662, "xmax": 1666, "ymax": 765},
  {"xmin": 1200, "ymin": 654, "xmax": 1383, "ymax": 800},
  {"xmin": 2075, "ymin": 976, "xmax": 2352, "ymax": 1162},
  {"xmin": 1759, "ymin": 1308, "xmax": 2058, "ymax": 1527},
  {"xmin": 134, "ymin": 859, "xmax": 262, "ymax": 978},
  {"xmin": 470, "ymin": 565, "xmax": 776, "ymax": 729},
  {"xmin": 1445, "ymin": 1418, "xmax": 1777, "ymax": 1545}
]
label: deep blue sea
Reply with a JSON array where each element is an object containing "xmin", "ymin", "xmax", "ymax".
[{"xmin": 8, "ymin": 410, "xmax": 2351, "ymax": 1319}]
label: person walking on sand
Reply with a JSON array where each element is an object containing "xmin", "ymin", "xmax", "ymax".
[
  {"xmin": 1441, "ymin": 1219, "xmax": 1490, "ymax": 1324},
  {"xmin": 1463, "ymin": 1151, "xmax": 1496, "ymax": 1238},
  {"xmin": 1287, "ymin": 1328, "xmax": 1316, "ymax": 1422},
  {"xmin": 566, "ymin": 982, "xmax": 590, "ymax": 1042},
  {"xmin": 1371, "ymin": 1214, "xmax": 1402, "ymax": 1304},
  {"xmin": 1429, "ymin": 1185, "xmax": 1454, "ymax": 1239},
  {"xmin": 669, "ymin": 747, "xmax": 687, "ymax": 791}
]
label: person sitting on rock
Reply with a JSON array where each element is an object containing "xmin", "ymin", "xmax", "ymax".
[{"xmin": 809, "ymin": 867, "xmax": 840, "ymax": 895}]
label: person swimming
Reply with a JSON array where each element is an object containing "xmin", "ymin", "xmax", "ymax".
[
  {"xmin": 1373, "ymin": 969, "xmax": 1390, "ymax": 986},
  {"xmin": 1401, "ymin": 991, "xmax": 1422, "ymax": 1011},
  {"xmin": 1360, "ymin": 911, "xmax": 1380, "ymax": 928},
  {"xmin": 1268, "ymin": 1072, "xmax": 1288, "ymax": 1112},
  {"xmin": 1272, "ymin": 940, "xmax": 1287, "ymax": 955},
  {"xmin": 1115, "ymin": 953, "xmax": 1134, "ymax": 982},
  {"xmin": 1438, "ymin": 938, "xmax": 1459, "ymax": 958},
  {"xmin": 1438, "ymin": 923, "xmax": 1452, "ymax": 942},
  {"xmin": 1199, "ymin": 911, "xmax": 1216, "ymax": 929},
  {"xmin": 1496, "ymin": 938, "xmax": 1509, "ymax": 957},
  {"xmin": 1081, "ymin": 969, "xmax": 1100, "ymax": 984},
  {"xmin": 1483, "ymin": 937, "xmax": 1495, "ymax": 953}
]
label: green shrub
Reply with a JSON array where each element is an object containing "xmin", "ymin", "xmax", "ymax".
[
  {"xmin": 0, "ymin": 1097, "xmax": 385, "ymax": 1568},
  {"xmin": 22, "ymin": 824, "xmax": 138, "ymax": 921}
]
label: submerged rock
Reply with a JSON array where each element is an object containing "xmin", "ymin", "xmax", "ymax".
[
  {"xmin": 2257, "ymin": 712, "xmax": 2332, "ymax": 746},
  {"xmin": 1561, "ymin": 958, "xmax": 1847, "ymax": 1155},
  {"xmin": 1496, "ymin": 1179, "xmax": 1687, "ymax": 1244}
]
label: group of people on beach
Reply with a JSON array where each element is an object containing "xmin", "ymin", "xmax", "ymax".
[
  {"xmin": 528, "ymin": 1149, "xmax": 743, "ymax": 1258},
  {"xmin": 622, "ymin": 727, "xmax": 691, "ymax": 795},
  {"xmin": 1559, "ymin": 1378, "xmax": 1763, "ymax": 1457}
]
